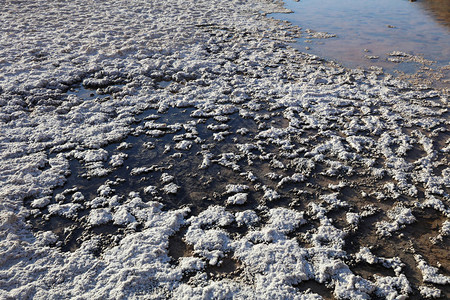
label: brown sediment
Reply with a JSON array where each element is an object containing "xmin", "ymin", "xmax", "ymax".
[
  {"xmin": 404, "ymin": 143, "xmax": 428, "ymax": 163},
  {"xmin": 404, "ymin": 209, "xmax": 449, "ymax": 274},
  {"xmin": 205, "ymin": 256, "xmax": 242, "ymax": 280},
  {"xmin": 168, "ymin": 227, "xmax": 194, "ymax": 263},
  {"xmin": 294, "ymin": 280, "xmax": 335, "ymax": 299},
  {"xmin": 351, "ymin": 261, "xmax": 396, "ymax": 281}
]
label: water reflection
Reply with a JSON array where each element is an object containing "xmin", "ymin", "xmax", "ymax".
[
  {"xmin": 274, "ymin": 0, "xmax": 450, "ymax": 89},
  {"xmin": 419, "ymin": 0, "xmax": 450, "ymax": 28}
]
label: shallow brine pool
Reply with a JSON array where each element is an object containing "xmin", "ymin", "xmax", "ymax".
[{"xmin": 273, "ymin": 0, "xmax": 450, "ymax": 89}]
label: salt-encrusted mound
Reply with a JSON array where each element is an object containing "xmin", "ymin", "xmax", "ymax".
[{"xmin": 0, "ymin": 0, "xmax": 449, "ymax": 299}]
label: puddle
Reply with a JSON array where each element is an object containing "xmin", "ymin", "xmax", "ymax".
[{"xmin": 273, "ymin": 0, "xmax": 450, "ymax": 90}]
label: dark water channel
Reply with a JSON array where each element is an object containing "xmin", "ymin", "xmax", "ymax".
[{"xmin": 274, "ymin": 0, "xmax": 450, "ymax": 89}]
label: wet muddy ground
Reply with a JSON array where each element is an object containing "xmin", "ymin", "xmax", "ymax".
[{"xmin": 24, "ymin": 81, "xmax": 449, "ymax": 298}]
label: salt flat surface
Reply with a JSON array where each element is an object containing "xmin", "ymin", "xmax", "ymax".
[{"xmin": 0, "ymin": 0, "xmax": 449, "ymax": 299}]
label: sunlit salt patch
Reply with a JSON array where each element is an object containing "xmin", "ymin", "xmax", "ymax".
[
  {"xmin": 376, "ymin": 205, "xmax": 416, "ymax": 237},
  {"xmin": 235, "ymin": 143, "xmax": 258, "ymax": 155},
  {"xmin": 97, "ymin": 184, "xmax": 114, "ymax": 197},
  {"xmin": 71, "ymin": 191, "xmax": 85, "ymax": 202},
  {"xmin": 383, "ymin": 182, "xmax": 402, "ymax": 200},
  {"xmin": 130, "ymin": 165, "xmax": 159, "ymax": 176},
  {"xmin": 198, "ymin": 151, "xmax": 213, "ymax": 169},
  {"xmin": 214, "ymin": 153, "xmax": 242, "ymax": 171},
  {"xmin": 174, "ymin": 140, "xmax": 192, "ymax": 150},
  {"xmin": 143, "ymin": 185, "xmax": 157, "ymax": 195},
  {"xmin": 323, "ymin": 160, "xmax": 353, "ymax": 177},
  {"xmin": 88, "ymin": 196, "xmax": 108, "ymax": 208},
  {"xmin": 109, "ymin": 153, "xmax": 128, "ymax": 167},
  {"xmin": 146, "ymin": 129, "xmax": 166, "ymax": 137},
  {"xmin": 178, "ymin": 256, "xmax": 205, "ymax": 273},
  {"xmin": 143, "ymin": 142, "xmax": 156, "ymax": 149},
  {"xmin": 308, "ymin": 203, "xmax": 329, "ymax": 220},
  {"xmin": 47, "ymin": 203, "xmax": 82, "ymax": 219},
  {"xmin": 346, "ymin": 136, "xmax": 375, "ymax": 153},
  {"xmin": 172, "ymin": 281, "xmax": 247, "ymax": 299},
  {"xmin": 370, "ymin": 167, "xmax": 386, "ymax": 179},
  {"xmin": 255, "ymin": 127, "xmax": 287, "ymax": 139},
  {"xmin": 265, "ymin": 172, "xmax": 282, "ymax": 180},
  {"xmin": 319, "ymin": 192, "xmax": 348, "ymax": 209},
  {"xmin": 270, "ymin": 158, "xmax": 285, "ymax": 169},
  {"xmin": 213, "ymin": 131, "xmax": 230, "ymax": 141},
  {"xmin": 163, "ymin": 145, "xmax": 171, "ymax": 154},
  {"xmin": 346, "ymin": 212, "xmax": 360, "ymax": 226},
  {"xmin": 307, "ymin": 136, "xmax": 357, "ymax": 161},
  {"xmin": 36, "ymin": 231, "xmax": 59, "ymax": 246},
  {"xmin": 144, "ymin": 121, "xmax": 168, "ymax": 130},
  {"xmin": 224, "ymin": 184, "xmax": 249, "ymax": 194},
  {"xmin": 2, "ymin": 0, "xmax": 450, "ymax": 297},
  {"xmin": 266, "ymin": 208, "xmax": 306, "ymax": 234},
  {"xmin": 261, "ymin": 186, "xmax": 281, "ymax": 202},
  {"xmin": 31, "ymin": 196, "xmax": 51, "ymax": 209},
  {"xmin": 88, "ymin": 208, "xmax": 113, "ymax": 225},
  {"xmin": 239, "ymin": 171, "xmax": 257, "ymax": 182},
  {"xmin": 162, "ymin": 183, "xmax": 179, "ymax": 194},
  {"xmin": 419, "ymin": 286, "xmax": 442, "ymax": 299},
  {"xmin": 83, "ymin": 163, "xmax": 111, "ymax": 178},
  {"xmin": 112, "ymin": 206, "xmax": 136, "ymax": 226},
  {"xmin": 231, "ymin": 208, "xmax": 314, "ymax": 292},
  {"xmin": 236, "ymin": 128, "xmax": 249, "ymax": 135},
  {"xmin": 185, "ymin": 206, "xmax": 234, "ymax": 265},
  {"xmin": 225, "ymin": 193, "xmax": 248, "ymax": 205},
  {"xmin": 435, "ymin": 220, "xmax": 450, "ymax": 242},
  {"xmin": 310, "ymin": 218, "xmax": 346, "ymax": 249},
  {"xmin": 173, "ymin": 133, "xmax": 192, "ymax": 141},
  {"xmin": 116, "ymin": 142, "xmax": 132, "ymax": 150},
  {"xmin": 72, "ymin": 149, "xmax": 109, "ymax": 162},
  {"xmin": 207, "ymin": 124, "xmax": 230, "ymax": 131},
  {"xmin": 304, "ymin": 29, "xmax": 337, "ymax": 39},
  {"xmin": 54, "ymin": 187, "xmax": 78, "ymax": 202},
  {"xmin": 277, "ymin": 173, "xmax": 305, "ymax": 187},
  {"xmin": 328, "ymin": 272, "xmax": 373, "ymax": 299},
  {"xmin": 112, "ymin": 196, "xmax": 172, "ymax": 229},
  {"xmin": 373, "ymin": 274, "xmax": 411, "ymax": 300},
  {"xmin": 414, "ymin": 254, "xmax": 450, "ymax": 285},
  {"xmin": 235, "ymin": 210, "xmax": 259, "ymax": 227},
  {"xmin": 160, "ymin": 173, "xmax": 174, "ymax": 184},
  {"xmin": 328, "ymin": 181, "xmax": 347, "ymax": 191},
  {"xmin": 213, "ymin": 115, "xmax": 229, "ymax": 123}
]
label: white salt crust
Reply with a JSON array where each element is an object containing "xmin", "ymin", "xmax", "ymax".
[
  {"xmin": 414, "ymin": 254, "xmax": 450, "ymax": 285},
  {"xmin": 0, "ymin": 0, "xmax": 449, "ymax": 299},
  {"xmin": 226, "ymin": 193, "xmax": 248, "ymax": 205},
  {"xmin": 419, "ymin": 285, "xmax": 442, "ymax": 299}
]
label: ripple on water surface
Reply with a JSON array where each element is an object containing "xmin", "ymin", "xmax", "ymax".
[{"xmin": 274, "ymin": 0, "xmax": 450, "ymax": 89}]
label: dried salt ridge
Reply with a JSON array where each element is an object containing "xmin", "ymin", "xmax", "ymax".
[{"xmin": 0, "ymin": 0, "xmax": 449, "ymax": 299}]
